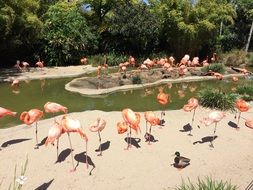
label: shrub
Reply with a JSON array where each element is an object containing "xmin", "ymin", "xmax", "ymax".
[
  {"xmin": 236, "ymin": 85, "xmax": 253, "ymax": 101},
  {"xmin": 201, "ymin": 63, "xmax": 225, "ymax": 74},
  {"xmin": 220, "ymin": 50, "xmax": 248, "ymax": 67},
  {"xmin": 247, "ymin": 52, "xmax": 253, "ymax": 67},
  {"xmin": 88, "ymin": 53, "xmax": 128, "ymax": 67},
  {"xmin": 132, "ymin": 75, "xmax": 142, "ymax": 84},
  {"xmin": 175, "ymin": 176, "xmax": 237, "ymax": 190},
  {"xmin": 198, "ymin": 88, "xmax": 237, "ymax": 111}
]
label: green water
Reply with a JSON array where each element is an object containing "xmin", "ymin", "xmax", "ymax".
[{"xmin": 0, "ymin": 73, "xmax": 252, "ymax": 128}]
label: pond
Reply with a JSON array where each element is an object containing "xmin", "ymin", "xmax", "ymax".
[{"xmin": 0, "ymin": 73, "xmax": 252, "ymax": 128}]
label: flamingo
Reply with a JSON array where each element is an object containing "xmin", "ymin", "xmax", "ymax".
[
  {"xmin": 232, "ymin": 76, "xmax": 238, "ymax": 81},
  {"xmin": 22, "ymin": 61, "xmax": 30, "ymax": 71},
  {"xmin": 11, "ymin": 79, "xmax": 20, "ymax": 87},
  {"xmin": 35, "ymin": 60, "xmax": 44, "ymax": 68},
  {"xmin": 117, "ymin": 121, "xmax": 128, "ymax": 134},
  {"xmin": 245, "ymin": 119, "xmax": 253, "ymax": 129},
  {"xmin": 44, "ymin": 102, "xmax": 68, "ymax": 121},
  {"xmin": 157, "ymin": 87, "xmax": 169, "ymax": 123},
  {"xmin": 89, "ymin": 118, "xmax": 106, "ymax": 156},
  {"xmin": 60, "ymin": 115, "xmax": 88, "ymax": 171},
  {"xmin": 183, "ymin": 98, "xmax": 199, "ymax": 136},
  {"xmin": 20, "ymin": 109, "xmax": 43, "ymax": 149},
  {"xmin": 122, "ymin": 108, "xmax": 141, "ymax": 149},
  {"xmin": 45, "ymin": 120, "xmax": 64, "ymax": 160},
  {"xmin": 0, "ymin": 107, "xmax": 17, "ymax": 118},
  {"xmin": 80, "ymin": 57, "xmax": 87, "ymax": 65},
  {"xmin": 235, "ymin": 99, "xmax": 250, "ymax": 128},
  {"xmin": 201, "ymin": 111, "xmax": 225, "ymax": 147},
  {"xmin": 144, "ymin": 111, "xmax": 160, "ymax": 144}
]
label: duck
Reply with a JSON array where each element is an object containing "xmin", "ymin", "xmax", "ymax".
[{"xmin": 173, "ymin": 152, "xmax": 190, "ymax": 169}]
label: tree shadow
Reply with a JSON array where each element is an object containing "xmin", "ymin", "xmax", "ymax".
[
  {"xmin": 95, "ymin": 141, "xmax": 110, "ymax": 152},
  {"xmin": 228, "ymin": 121, "xmax": 239, "ymax": 129},
  {"xmin": 55, "ymin": 148, "xmax": 71, "ymax": 164},
  {"xmin": 193, "ymin": 136, "xmax": 218, "ymax": 145},
  {"xmin": 34, "ymin": 179, "xmax": 54, "ymax": 190},
  {"xmin": 124, "ymin": 137, "xmax": 141, "ymax": 148},
  {"xmin": 37, "ymin": 136, "xmax": 47, "ymax": 147},
  {"xmin": 74, "ymin": 152, "xmax": 95, "ymax": 175},
  {"xmin": 179, "ymin": 123, "xmax": 192, "ymax": 132},
  {"xmin": 1, "ymin": 138, "xmax": 31, "ymax": 148},
  {"xmin": 144, "ymin": 133, "xmax": 158, "ymax": 143}
]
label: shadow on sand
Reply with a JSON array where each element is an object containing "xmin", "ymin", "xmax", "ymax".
[
  {"xmin": 1, "ymin": 138, "xmax": 31, "ymax": 148},
  {"xmin": 37, "ymin": 136, "xmax": 47, "ymax": 147},
  {"xmin": 124, "ymin": 137, "xmax": 141, "ymax": 148},
  {"xmin": 55, "ymin": 148, "xmax": 71, "ymax": 164},
  {"xmin": 144, "ymin": 133, "xmax": 158, "ymax": 143},
  {"xmin": 193, "ymin": 136, "xmax": 218, "ymax": 145},
  {"xmin": 95, "ymin": 140, "xmax": 110, "ymax": 152},
  {"xmin": 179, "ymin": 123, "xmax": 192, "ymax": 132},
  {"xmin": 34, "ymin": 179, "xmax": 54, "ymax": 190},
  {"xmin": 74, "ymin": 152, "xmax": 95, "ymax": 175},
  {"xmin": 228, "ymin": 121, "xmax": 239, "ymax": 129}
]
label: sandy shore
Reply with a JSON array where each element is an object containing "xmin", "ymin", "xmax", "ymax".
[{"xmin": 0, "ymin": 108, "xmax": 253, "ymax": 190}]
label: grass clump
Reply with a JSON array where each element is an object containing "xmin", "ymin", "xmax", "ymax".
[
  {"xmin": 201, "ymin": 63, "xmax": 225, "ymax": 74},
  {"xmin": 236, "ymin": 85, "xmax": 253, "ymax": 101},
  {"xmin": 198, "ymin": 88, "xmax": 237, "ymax": 111},
  {"xmin": 220, "ymin": 49, "xmax": 248, "ymax": 67},
  {"xmin": 175, "ymin": 176, "xmax": 237, "ymax": 190}
]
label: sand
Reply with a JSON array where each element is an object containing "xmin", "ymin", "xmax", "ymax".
[
  {"xmin": 0, "ymin": 66, "xmax": 253, "ymax": 190},
  {"xmin": 0, "ymin": 108, "xmax": 253, "ymax": 190}
]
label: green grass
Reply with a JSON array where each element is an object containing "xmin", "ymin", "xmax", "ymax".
[
  {"xmin": 175, "ymin": 176, "xmax": 237, "ymax": 190},
  {"xmin": 198, "ymin": 88, "xmax": 238, "ymax": 111},
  {"xmin": 201, "ymin": 63, "xmax": 225, "ymax": 74},
  {"xmin": 236, "ymin": 85, "xmax": 253, "ymax": 101}
]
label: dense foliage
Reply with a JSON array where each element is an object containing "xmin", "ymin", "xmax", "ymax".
[{"xmin": 0, "ymin": 0, "xmax": 252, "ymax": 67}]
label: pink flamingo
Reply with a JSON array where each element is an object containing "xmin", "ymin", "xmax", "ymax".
[
  {"xmin": 122, "ymin": 108, "xmax": 141, "ymax": 149},
  {"xmin": 202, "ymin": 111, "xmax": 225, "ymax": 147},
  {"xmin": 35, "ymin": 60, "xmax": 44, "ymax": 68},
  {"xmin": 89, "ymin": 118, "xmax": 106, "ymax": 156},
  {"xmin": 144, "ymin": 111, "xmax": 160, "ymax": 144},
  {"xmin": 0, "ymin": 107, "xmax": 17, "ymax": 119},
  {"xmin": 245, "ymin": 119, "xmax": 253, "ymax": 129},
  {"xmin": 44, "ymin": 102, "xmax": 68, "ymax": 121},
  {"xmin": 183, "ymin": 98, "xmax": 199, "ymax": 135},
  {"xmin": 45, "ymin": 120, "xmax": 64, "ymax": 160},
  {"xmin": 117, "ymin": 122, "xmax": 128, "ymax": 134},
  {"xmin": 60, "ymin": 115, "xmax": 88, "ymax": 171},
  {"xmin": 11, "ymin": 79, "xmax": 20, "ymax": 88},
  {"xmin": 235, "ymin": 99, "xmax": 250, "ymax": 128},
  {"xmin": 20, "ymin": 109, "xmax": 44, "ymax": 149},
  {"xmin": 157, "ymin": 87, "xmax": 169, "ymax": 122}
]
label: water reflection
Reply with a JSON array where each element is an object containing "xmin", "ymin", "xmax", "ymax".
[{"xmin": 0, "ymin": 75, "xmax": 252, "ymax": 128}]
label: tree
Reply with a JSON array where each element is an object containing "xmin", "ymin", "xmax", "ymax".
[
  {"xmin": 0, "ymin": 0, "xmax": 43, "ymax": 67},
  {"xmin": 42, "ymin": 2, "xmax": 98, "ymax": 66},
  {"xmin": 107, "ymin": 0, "xmax": 160, "ymax": 54}
]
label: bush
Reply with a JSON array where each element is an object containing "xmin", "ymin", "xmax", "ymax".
[
  {"xmin": 201, "ymin": 63, "xmax": 225, "ymax": 74},
  {"xmin": 175, "ymin": 176, "xmax": 237, "ymax": 190},
  {"xmin": 247, "ymin": 52, "xmax": 253, "ymax": 67},
  {"xmin": 198, "ymin": 88, "xmax": 237, "ymax": 111},
  {"xmin": 236, "ymin": 85, "xmax": 253, "ymax": 101},
  {"xmin": 88, "ymin": 53, "xmax": 128, "ymax": 67},
  {"xmin": 220, "ymin": 50, "xmax": 248, "ymax": 67},
  {"xmin": 132, "ymin": 75, "xmax": 142, "ymax": 84}
]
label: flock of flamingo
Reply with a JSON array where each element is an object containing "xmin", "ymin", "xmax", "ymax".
[{"xmin": 0, "ymin": 87, "xmax": 252, "ymax": 172}]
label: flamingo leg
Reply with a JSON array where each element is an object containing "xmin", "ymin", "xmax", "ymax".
[
  {"xmin": 67, "ymin": 133, "xmax": 75, "ymax": 172},
  {"xmin": 189, "ymin": 109, "xmax": 196, "ymax": 136},
  {"xmin": 145, "ymin": 121, "xmax": 148, "ymax": 134},
  {"xmin": 129, "ymin": 126, "xmax": 132, "ymax": 149},
  {"xmin": 148, "ymin": 125, "xmax": 152, "ymax": 145},
  {"xmin": 34, "ymin": 122, "xmax": 39, "ymax": 149},
  {"xmin": 210, "ymin": 122, "xmax": 217, "ymax": 148},
  {"xmin": 56, "ymin": 139, "xmax": 59, "ymax": 161},
  {"xmin": 236, "ymin": 112, "xmax": 241, "ymax": 128},
  {"xmin": 97, "ymin": 131, "xmax": 102, "ymax": 156},
  {"xmin": 85, "ymin": 141, "xmax": 88, "ymax": 169}
]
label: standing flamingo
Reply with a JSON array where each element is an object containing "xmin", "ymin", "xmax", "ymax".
[
  {"xmin": 89, "ymin": 118, "xmax": 106, "ymax": 156},
  {"xmin": 157, "ymin": 87, "xmax": 169, "ymax": 124},
  {"xmin": 45, "ymin": 120, "xmax": 64, "ymax": 160},
  {"xmin": 235, "ymin": 99, "xmax": 250, "ymax": 128},
  {"xmin": 202, "ymin": 111, "xmax": 225, "ymax": 147},
  {"xmin": 20, "ymin": 109, "xmax": 43, "ymax": 149},
  {"xmin": 122, "ymin": 108, "xmax": 141, "ymax": 149},
  {"xmin": 44, "ymin": 102, "xmax": 68, "ymax": 121},
  {"xmin": 183, "ymin": 98, "xmax": 199, "ymax": 136},
  {"xmin": 60, "ymin": 115, "xmax": 88, "ymax": 172},
  {"xmin": 144, "ymin": 111, "xmax": 160, "ymax": 144},
  {"xmin": 0, "ymin": 107, "xmax": 17, "ymax": 150}
]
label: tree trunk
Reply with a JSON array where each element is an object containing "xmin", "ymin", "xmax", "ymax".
[{"xmin": 245, "ymin": 20, "xmax": 253, "ymax": 53}]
